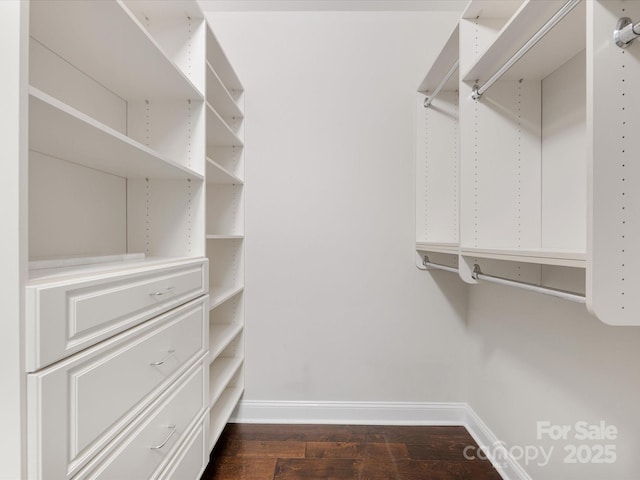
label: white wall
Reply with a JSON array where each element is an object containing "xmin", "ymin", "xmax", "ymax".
[
  {"xmin": 206, "ymin": 11, "xmax": 470, "ymax": 402},
  {"xmin": 467, "ymin": 283, "xmax": 640, "ymax": 480}
]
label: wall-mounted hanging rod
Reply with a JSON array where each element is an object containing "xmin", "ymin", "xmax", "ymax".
[
  {"xmin": 423, "ymin": 256, "xmax": 458, "ymax": 274},
  {"xmin": 471, "ymin": 0, "xmax": 582, "ymax": 100},
  {"xmin": 472, "ymin": 264, "xmax": 586, "ymax": 304},
  {"xmin": 614, "ymin": 16, "xmax": 640, "ymax": 48},
  {"xmin": 424, "ymin": 60, "xmax": 459, "ymax": 108}
]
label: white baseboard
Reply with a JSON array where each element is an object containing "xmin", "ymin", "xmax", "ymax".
[
  {"xmin": 230, "ymin": 400, "xmax": 468, "ymax": 425},
  {"xmin": 464, "ymin": 405, "xmax": 532, "ymax": 480},
  {"xmin": 229, "ymin": 400, "xmax": 531, "ymax": 480}
]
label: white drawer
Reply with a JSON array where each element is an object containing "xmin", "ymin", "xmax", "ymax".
[
  {"xmin": 26, "ymin": 258, "xmax": 208, "ymax": 371},
  {"xmin": 27, "ymin": 296, "xmax": 208, "ymax": 480},
  {"xmin": 156, "ymin": 417, "xmax": 207, "ymax": 480},
  {"xmin": 79, "ymin": 362, "xmax": 207, "ymax": 480}
]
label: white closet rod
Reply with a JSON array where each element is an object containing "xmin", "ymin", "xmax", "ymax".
[
  {"xmin": 472, "ymin": 265, "xmax": 586, "ymax": 304},
  {"xmin": 471, "ymin": 0, "xmax": 582, "ymax": 100},
  {"xmin": 423, "ymin": 256, "xmax": 459, "ymax": 274},
  {"xmin": 424, "ymin": 60, "xmax": 459, "ymax": 108}
]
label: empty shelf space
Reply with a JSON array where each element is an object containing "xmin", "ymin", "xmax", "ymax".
[
  {"xmin": 207, "ymin": 103, "xmax": 243, "ymax": 147},
  {"xmin": 29, "ymin": 88, "xmax": 203, "ymax": 181},
  {"xmin": 208, "ymin": 385, "xmax": 244, "ymax": 450},
  {"xmin": 416, "ymin": 242, "xmax": 459, "ymax": 255},
  {"xmin": 209, "ymin": 285, "xmax": 244, "ymax": 310},
  {"xmin": 209, "ymin": 323, "xmax": 244, "ymax": 363},
  {"xmin": 206, "ymin": 157, "xmax": 244, "ymax": 184},
  {"xmin": 206, "ymin": 26, "xmax": 243, "ymax": 92},
  {"xmin": 463, "ymin": 0, "xmax": 586, "ymax": 82},
  {"xmin": 209, "ymin": 357, "xmax": 244, "ymax": 406},
  {"xmin": 461, "ymin": 247, "xmax": 586, "ymax": 268},
  {"xmin": 206, "ymin": 61, "xmax": 243, "ymax": 119},
  {"xmin": 29, "ymin": 0, "xmax": 202, "ymax": 101},
  {"xmin": 418, "ymin": 24, "xmax": 459, "ymax": 93}
]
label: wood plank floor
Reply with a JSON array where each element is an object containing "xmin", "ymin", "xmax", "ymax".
[{"xmin": 200, "ymin": 424, "xmax": 502, "ymax": 480}]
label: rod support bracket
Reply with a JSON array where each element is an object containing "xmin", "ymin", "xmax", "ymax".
[
  {"xmin": 614, "ymin": 17, "xmax": 640, "ymax": 48},
  {"xmin": 471, "ymin": 85, "xmax": 482, "ymax": 101},
  {"xmin": 471, "ymin": 263, "xmax": 482, "ymax": 280},
  {"xmin": 423, "ymin": 255, "xmax": 430, "ymax": 267},
  {"xmin": 423, "ymin": 97, "xmax": 432, "ymax": 108}
]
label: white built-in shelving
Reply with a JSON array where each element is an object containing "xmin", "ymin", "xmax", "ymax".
[
  {"xmin": 207, "ymin": 102, "xmax": 244, "ymax": 146},
  {"xmin": 458, "ymin": 0, "xmax": 587, "ymax": 271},
  {"xmin": 206, "ymin": 235, "xmax": 245, "ymax": 240},
  {"xmin": 19, "ymin": 1, "xmax": 223, "ymax": 478},
  {"xmin": 204, "ymin": 22, "xmax": 246, "ymax": 450},
  {"xmin": 206, "ymin": 185, "xmax": 245, "ymax": 236},
  {"xmin": 209, "ymin": 357, "xmax": 244, "ymax": 409},
  {"xmin": 415, "ymin": 24, "xmax": 460, "ymax": 273},
  {"xmin": 28, "ymin": 0, "xmax": 206, "ymax": 266},
  {"xmin": 209, "ymin": 285, "xmax": 244, "ymax": 311},
  {"xmin": 206, "ymin": 61, "xmax": 244, "ymax": 119},
  {"xmin": 29, "ymin": 88, "xmax": 203, "ymax": 182},
  {"xmin": 416, "ymin": 0, "xmax": 640, "ymax": 325},
  {"xmin": 209, "ymin": 331, "xmax": 244, "ymax": 447},
  {"xmin": 207, "ymin": 157, "xmax": 244, "ymax": 185},
  {"xmin": 207, "ymin": 371, "xmax": 244, "ymax": 449},
  {"xmin": 5, "ymin": 1, "xmax": 248, "ymax": 478},
  {"xmin": 30, "ymin": 0, "xmax": 203, "ymax": 102}
]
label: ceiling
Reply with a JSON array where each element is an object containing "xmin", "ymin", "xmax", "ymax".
[{"xmin": 198, "ymin": 0, "xmax": 469, "ymax": 12}]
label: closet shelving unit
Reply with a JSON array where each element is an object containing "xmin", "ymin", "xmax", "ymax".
[
  {"xmin": 458, "ymin": 0, "xmax": 589, "ymax": 298},
  {"xmin": 415, "ymin": 24, "xmax": 460, "ymax": 274},
  {"xmin": 6, "ymin": 1, "xmax": 250, "ymax": 478},
  {"xmin": 417, "ymin": 0, "xmax": 640, "ymax": 325},
  {"xmin": 24, "ymin": 1, "xmax": 215, "ymax": 478},
  {"xmin": 204, "ymin": 25, "xmax": 246, "ymax": 450},
  {"xmin": 28, "ymin": 0, "xmax": 206, "ymax": 268},
  {"xmin": 459, "ymin": 0, "xmax": 586, "ymax": 270},
  {"xmin": 27, "ymin": 0, "xmax": 209, "ymax": 354}
]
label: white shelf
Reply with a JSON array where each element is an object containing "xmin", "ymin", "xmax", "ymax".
[
  {"xmin": 209, "ymin": 324, "xmax": 244, "ymax": 364},
  {"xmin": 206, "ymin": 26, "xmax": 243, "ymax": 92},
  {"xmin": 29, "ymin": 253, "xmax": 145, "ymax": 272},
  {"xmin": 460, "ymin": 247, "xmax": 586, "ymax": 268},
  {"xmin": 208, "ymin": 385, "xmax": 244, "ymax": 451},
  {"xmin": 209, "ymin": 285, "xmax": 244, "ymax": 311},
  {"xmin": 462, "ymin": 0, "xmax": 586, "ymax": 83},
  {"xmin": 418, "ymin": 24, "xmax": 459, "ymax": 93},
  {"xmin": 27, "ymin": 255, "xmax": 203, "ymax": 284},
  {"xmin": 206, "ymin": 103, "xmax": 244, "ymax": 147},
  {"xmin": 29, "ymin": 87, "xmax": 203, "ymax": 181},
  {"xmin": 416, "ymin": 242, "xmax": 459, "ymax": 255},
  {"xmin": 29, "ymin": 0, "xmax": 202, "ymax": 101},
  {"xmin": 209, "ymin": 357, "xmax": 244, "ymax": 406},
  {"xmin": 415, "ymin": 87, "xmax": 459, "ymax": 247},
  {"xmin": 206, "ymin": 157, "xmax": 243, "ymax": 185},
  {"xmin": 206, "ymin": 61, "xmax": 243, "ymax": 119},
  {"xmin": 461, "ymin": 0, "xmax": 523, "ymax": 20},
  {"xmin": 206, "ymin": 235, "xmax": 244, "ymax": 240},
  {"xmin": 122, "ymin": 0, "xmax": 203, "ymax": 22}
]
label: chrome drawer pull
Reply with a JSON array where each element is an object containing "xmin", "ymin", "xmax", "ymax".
[
  {"xmin": 149, "ymin": 425, "xmax": 176, "ymax": 450},
  {"xmin": 149, "ymin": 286, "xmax": 175, "ymax": 297},
  {"xmin": 149, "ymin": 350, "xmax": 175, "ymax": 366}
]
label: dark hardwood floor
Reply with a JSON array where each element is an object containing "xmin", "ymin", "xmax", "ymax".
[{"xmin": 200, "ymin": 424, "xmax": 502, "ymax": 480}]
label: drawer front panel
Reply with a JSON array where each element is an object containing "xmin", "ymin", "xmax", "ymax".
[
  {"xmin": 158, "ymin": 419, "xmax": 207, "ymax": 480},
  {"xmin": 27, "ymin": 297, "xmax": 207, "ymax": 480},
  {"xmin": 87, "ymin": 362, "xmax": 206, "ymax": 480},
  {"xmin": 26, "ymin": 258, "xmax": 208, "ymax": 371}
]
